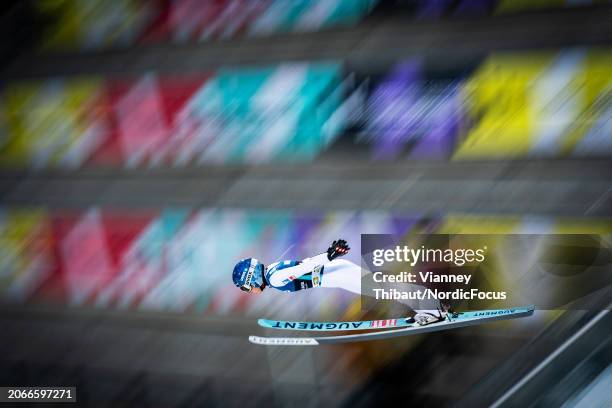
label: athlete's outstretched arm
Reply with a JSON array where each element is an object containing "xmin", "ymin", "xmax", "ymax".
[
  {"xmin": 268, "ymin": 240, "xmax": 350, "ymax": 288},
  {"xmin": 301, "ymin": 239, "xmax": 350, "ymax": 265},
  {"xmin": 301, "ymin": 252, "xmax": 329, "ymax": 265}
]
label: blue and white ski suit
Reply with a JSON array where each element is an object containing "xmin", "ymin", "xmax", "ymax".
[{"xmin": 264, "ymin": 252, "xmax": 361, "ymax": 295}]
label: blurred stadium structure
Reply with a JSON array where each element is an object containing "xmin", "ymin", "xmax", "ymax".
[{"xmin": 0, "ymin": 0, "xmax": 611, "ymax": 407}]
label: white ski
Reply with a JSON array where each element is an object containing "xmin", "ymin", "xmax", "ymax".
[{"xmin": 249, "ymin": 306, "xmax": 534, "ymax": 346}]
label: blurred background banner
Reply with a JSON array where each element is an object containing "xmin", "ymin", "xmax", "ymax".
[
  {"xmin": 0, "ymin": 1, "xmax": 611, "ymax": 407},
  {"xmin": 1, "ymin": 50, "xmax": 611, "ymax": 167},
  {"xmin": 36, "ymin": 0, "xmax": 379, "ymax": 50}
]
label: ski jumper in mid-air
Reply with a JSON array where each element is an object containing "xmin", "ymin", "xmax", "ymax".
[
  {"xmin": 232, "ymin": 239, "xmax": 361, "ymax": 295},
  {"xmin": 232, "ymin": 239, "xmax": 452, "ymax": 316}
]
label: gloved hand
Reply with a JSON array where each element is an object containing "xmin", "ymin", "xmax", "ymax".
[{"xmin": 327, "ymin": 239, "xmax": 350, "ymax": 261}]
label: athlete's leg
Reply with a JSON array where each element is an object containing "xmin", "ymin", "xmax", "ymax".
[{"xmin": 321, "ymin": 259, "xmax": 362, "ymax": 295}]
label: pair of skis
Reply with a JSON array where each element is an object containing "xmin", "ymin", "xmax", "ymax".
[{"xmin": 249, "ymin": 306, "xmax": 535, "ymax": 346}]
